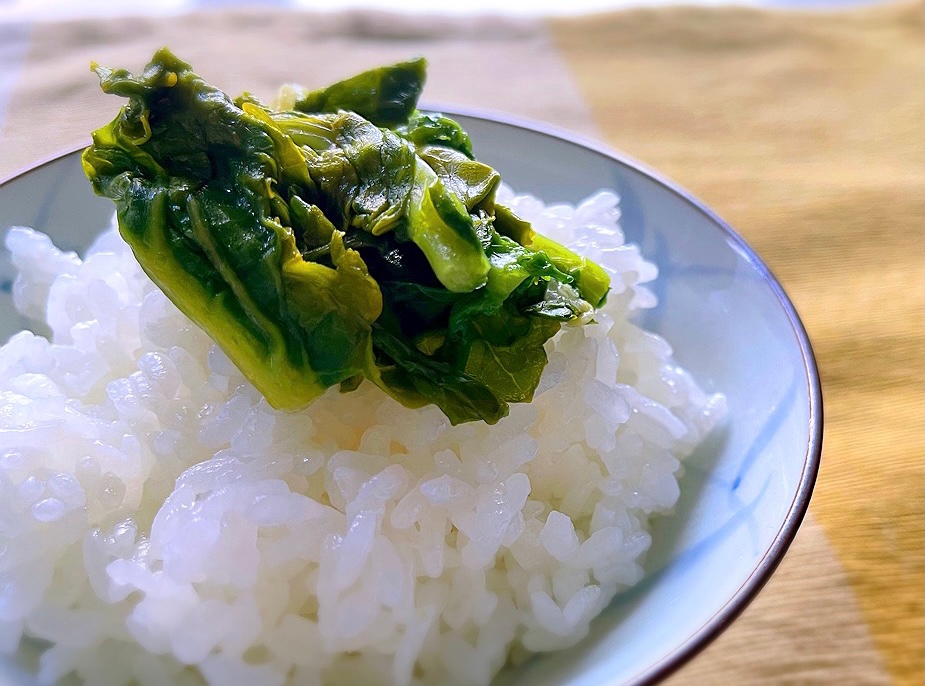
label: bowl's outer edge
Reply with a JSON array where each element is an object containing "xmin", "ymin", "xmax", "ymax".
[{"xmin": 0, "ymin": 108, "xmax": 824, "ymax": 686}]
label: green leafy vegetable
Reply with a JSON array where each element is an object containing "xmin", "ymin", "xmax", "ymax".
[
  {"xmin": 83, "ymin": 48, "xmax": 610, "ymax": 424},
  {"xmin": 289, "ymin": 58, "xmax": 427, "ymax": 128}
]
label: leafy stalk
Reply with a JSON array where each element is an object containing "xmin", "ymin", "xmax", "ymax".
[{"xmin": 83, "ymin": 49, "xmax": 610, "ymax": 424}]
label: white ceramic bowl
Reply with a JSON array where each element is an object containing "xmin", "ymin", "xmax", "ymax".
[{"xmin": 0, "ymin": 109, "xmax": 822, "ymax": 686}]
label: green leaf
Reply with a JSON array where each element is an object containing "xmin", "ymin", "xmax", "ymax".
[
  {"xmin": 465, "ymin": 315, "xmax": 561, "ymax": 404},
  {"xmin": 528, "ymin": 233, "xmax": 611, "ymax": 308},
  {"xmin": 402, "ymin": 164, "xmax": 490, "ymax": 293},
  {"xmin": 290, "ymin": 196, "xmax": 336, "ymax": 250},
  {"xmin": 299, "ymin": 112, "xmax": 418, "ymax": 237},
  {"xmin": 418, "ymin": 145, "xmax": 500, "ymax": 212},
  {"xmin": 83, "ymin": 49, "xmax": 611, "ymax": 425},
  {"xmin": 291, "ymin": 58, "xmax": 427, "ymax": 128},
  {"xmin": 371, "ymin": 322, "xmax": 508, "ymax": 425},
  {"xmin": 396, "ymin": 111, "xmax": 474, "ymax": 157},
  {"xmin": 83, "ymin": 48, "xmax": 382, "ymax": 411},
  {"xmin": 494, "ymin": 203, "xmax": 535, "ymax": 245}
]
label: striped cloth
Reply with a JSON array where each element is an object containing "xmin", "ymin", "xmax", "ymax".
[{"xmin": 0, "ymin": 2, "xmax": 921, "ymax": 684}]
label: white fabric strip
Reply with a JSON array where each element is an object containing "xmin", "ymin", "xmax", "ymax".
[
  {"xmin": 0, "ymin": 22, "xmax": 30, "ymax": 137},
  {"xmin": 0, "ymin": 0, "xmax": 889, "ymax": 23}
]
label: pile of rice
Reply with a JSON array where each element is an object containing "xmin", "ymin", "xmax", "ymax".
[{"xmin": 0, "ymin": 187, "xmax": 724, "ymax": 686}]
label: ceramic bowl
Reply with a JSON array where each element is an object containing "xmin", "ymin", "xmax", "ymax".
[{"xmin": 0, "ymin": 108, "xmax": 822, "ymax": 686}]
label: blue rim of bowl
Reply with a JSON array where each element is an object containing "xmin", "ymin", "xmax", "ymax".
[{"xmin": 0, "ymin": 107, "xmax": 823, "ymax": 686}]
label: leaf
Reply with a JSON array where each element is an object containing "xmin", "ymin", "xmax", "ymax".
[
  {"xmin": 290, "ymin": 196, "xmax": 336, "ymax": 250},
  {"xmin": 396, "ymin": 110, "xmax": 474, "ymax": 157},
  {"xmin": 83, "ymin": 50, "xmax": 611, "ymax": 425},
  {"xmin": 273, "ymin": 108, "xmax": 492, "ymax": 295},
  {"xmin": 402, "ymin": 165, "xmax": 490, "ymax": 293},
  {"xmin": 83, "ymin": 48, "xmax": 382, "ymax": 411},
  {"xmin": 418, "ymin": 145, "xmax": 500, "ymax": 212},
  {"xmin": 494, "ymin": 203, "xmax": 535, "ymax": 245},
  {"xmin": 465, "ymin": 315, "xmax": 561, "ymax": 403},
  {"xmin": 301, "ymin": 112, "xmax": 418, "ymax": 237},
  {"xmin": 290, "ymin": 58, "xmax": 427, "ymax": 128},
  {"xmin": 528, "ymin": 233, "xmax": 611, "ymax": 308},
  {"xmin": 371, "ymin": 322, "xmax": 508, "ymax": 425}
]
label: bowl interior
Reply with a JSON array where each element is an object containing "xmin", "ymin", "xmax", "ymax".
[{"xmin": 0, "ymin": 112, "xmax": 820, "ymax": 686}]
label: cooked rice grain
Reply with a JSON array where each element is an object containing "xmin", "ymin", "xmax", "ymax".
[{"xmin": 0, "ymin": 188, "xmax": 724, "ymax": 686}]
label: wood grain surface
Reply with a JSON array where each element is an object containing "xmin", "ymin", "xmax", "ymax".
[{"xmin": 551, "ymin": 3, "xmax": 924, "ymax": 683}]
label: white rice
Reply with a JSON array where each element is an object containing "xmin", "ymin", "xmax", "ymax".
[{"xmin": 0, "ymin": 187, "xmax": 725, "ymax": 686}]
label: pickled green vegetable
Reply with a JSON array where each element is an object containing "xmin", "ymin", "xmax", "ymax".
[{"xmin": 83, "ymin": 49, "xmax": 610, "ymax": 424}]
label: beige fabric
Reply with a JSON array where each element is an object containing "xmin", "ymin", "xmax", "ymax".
[{"xmin": 0, "ymin": 10, "xmax": 595, "ymax": 179}]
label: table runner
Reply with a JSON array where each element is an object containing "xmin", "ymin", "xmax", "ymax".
[{"xmin": 0, "ymin": 2, "xmax": 921, "ymax": 684}]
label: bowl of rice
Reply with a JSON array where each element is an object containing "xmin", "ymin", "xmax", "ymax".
[{"xmin": 0, "ymin": 108, "xmax": 821, "ymax": 686}]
